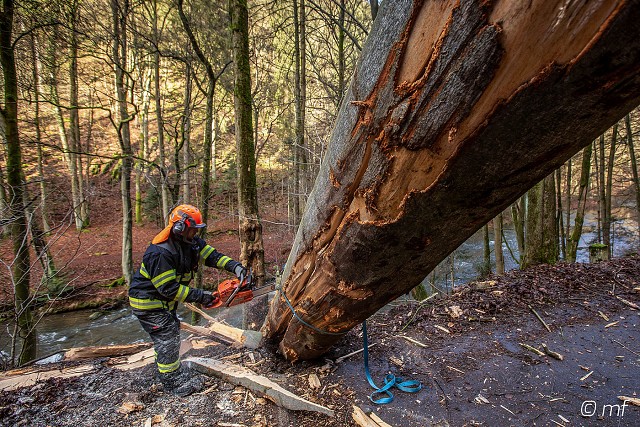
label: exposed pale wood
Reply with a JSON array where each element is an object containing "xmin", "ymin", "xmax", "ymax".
[
  {"xmin": 352, "ymin": 405, "xmax": 381, "ymax": 427},
  {"xmin": 335, "ymin": 343, "xmax": 377, "ymax": 363},
  {"xmin": 619, "ymin": 396, "xmax": 640, "ymax": 407},
  {"xmin": 0, "ymin": 365, "xmax": 95, "ymax": 391},
  {"xmin": 185, "ymin": 357, "xmax": 334, "ymax": 417},
  {"xmin": 541, "ymin": 343, "xmax": 564, "ymax": 361},
  {"xmin": 264, "ymin": 0, "xmax": 640, "ymax": 361},
  {"xmin": 398, "ymin": 335, "xmax": 428, "ymax": 348},
  {"xmin": 519, "ymin": 343, "xmax": 545, "ymax": 357},
  {"xmin": 369, "ymin": 412, "xmax": 393, "ymax": 427},
  {"xmin": 110, "ymin": 339, "xmax": 216, "ymax": 371},
  {"xmin": 184, "ymin": 303, "xmax": 263, "ymax": 348},
  {"xmin": 529, "ymin": 305, "xmax": 552, "ymax": 332},
  {"xmin": 615, "ymin": 296, "xmax": 639, "ymax": 310},
  {"xmin": 63, "ymin": 343, "xmax": 152, "ymax": 361}
]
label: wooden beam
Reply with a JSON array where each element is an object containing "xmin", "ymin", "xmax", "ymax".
[
  {"xmin": 184, "ymin": 356, "xmax": 334, "ymax": 417},
  {"xmin": 0, "ymin": 365, "xmax": 95, "ymax": 392},
  {"xmin": 184, "ymin": 303, "xmax": 263, "ymax": 349},
  {"xmin": 63, "ymin": 343, "xmax": 153, "ymax": 361}
]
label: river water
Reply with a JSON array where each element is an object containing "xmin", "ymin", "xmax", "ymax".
[{"xmin": 1, "ymin": 209, "xmax": 638, "ymax": 362}]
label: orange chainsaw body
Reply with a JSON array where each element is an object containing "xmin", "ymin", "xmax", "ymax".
[{"xmin": 210, "ymin": 278, "xmax": 254, "ymax": 308}]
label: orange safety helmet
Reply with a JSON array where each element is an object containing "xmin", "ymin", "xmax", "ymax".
[{"xmin": 152, "ymin": 204, "xmax": 206, "ymax": 244}]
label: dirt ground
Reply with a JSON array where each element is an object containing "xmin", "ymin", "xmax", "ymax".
[{"xmin": 1, "ymin": 257, "xmax": 639, "ymax": 427}]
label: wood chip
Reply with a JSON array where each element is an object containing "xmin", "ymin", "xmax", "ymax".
[
  {"xmin": 308, "ymin": 373, "xmax": 321, "ymax": 390},
  {"xmin": 474, "ymin": 394, "xmax": 490, "ymax": 404},
  {"xmin": 390, "ymin": 356, "xmax": 403, "ymax": 367},
  {"xmin": 500, "ymin": 405, "xmax": 515, "ymax": 415},
  {"xmin": 580, "ymin": 371, "xmax": 593, "ymax": 381},
  {"xmin": 447, "ymin": 305, "xmax": 463, "ymax": 319},
  {"xmin": 541, "ymin": 343, "xmax": 564, "ymax": 361},
  {"xmin": 619, "ymin": 396, "xmax": 640, "ymax": 407},
  {"xmin": 605, "ymin": 321, "xmax": 619, "ymax": 328},
  {"xmin": 597, "ymin": 311, "xmax": 610, "ymax": 321},
  {"xmin": 118, "ymin": 401, "xmax": 145, "ymax": 414},
  {"xmin": 519, "ymin": 342, "xmax": 544, "ymax": 356},
  {"xmin": 446, "ymin": 365, "xmax": 465, "ymax": 374},
  {"xmin": 335, "ymin": 343, "xmax": 377, "ymax": 363},
  {"xmin": 434, "ymin": 325, "xmax": 451, "ymax": 334},
  {"xmin": 558, "ymin": 414, "xmax": 569, "ymax": 423},
  {"xmin": 398, "ymin": 335, "xmax": 429, "ymax": 348},
  {"xmin": 615, "ymin": 296, "xmax": 639, "ymax": 310}
]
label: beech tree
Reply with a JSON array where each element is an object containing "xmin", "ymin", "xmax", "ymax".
[{"xmin": 264, "ymin": 0, "xmax": 640, "ymax": 361}]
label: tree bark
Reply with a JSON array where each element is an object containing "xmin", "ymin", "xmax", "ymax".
[
  {"xmin": 230, "ymin": 0, "xmax": 265, "ymax": 285},
  {"xmin": 567, "ymin": 144, "xmax": 593, "ymax": 262},
  {"xmin": 111, "ymin": 0, "xmax": 134, "ymax": 285},
  {"xmin": 152, "ymin": 0, "xmax": 170, "ymax": 221},
  {"xmin": 493, "ymin": 213, "xmax": 504, "ymax": 274},
  {"xmin": 625, "ymin": 113, "xmax": 640, "ymax": 244},
  {"xmin": 264, "ymin": 0, "xmax": 640, "ymax": 361},
  {"xmin": 604, "ymin": 123, "xmax": 618, "ymax": 256},
  {"xmin": 511, "ymin": 195, "xmax": 525, "ymax": 264},
  {"xmin": 523, "ymin": 175, "xmax": 558, "ymax": 269},
  {"xmin": 1, "ymin": 0, "xmax": 36, "ymax": 365}
]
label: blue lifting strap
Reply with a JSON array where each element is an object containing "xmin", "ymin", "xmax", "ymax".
[{"xmin": 362, "ymin": 320, "xmax": 423, "ymax": 404}]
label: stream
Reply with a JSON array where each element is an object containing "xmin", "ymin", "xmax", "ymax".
[{"xmin": 1, "ymin": 209, "xmax": 638, "ymax": 362}]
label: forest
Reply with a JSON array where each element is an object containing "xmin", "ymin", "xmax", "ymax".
[{"xmin": 1, "ymin": 0, "xmax": 640, "ymax": 426}]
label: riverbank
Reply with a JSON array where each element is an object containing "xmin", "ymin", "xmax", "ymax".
[{"xmin": 1, "ymin": 256, "xmax": 638, "ymax": 426}]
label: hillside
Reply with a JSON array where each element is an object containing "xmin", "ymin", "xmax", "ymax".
[{"xmin": 1, "ymin": 257, "xmax": 638, "ymax": 426}]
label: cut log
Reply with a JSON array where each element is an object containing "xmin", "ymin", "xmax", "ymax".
[
  {"xmin": 184, "ymin": 356, "xmax": 334, "ymax": 417},
  {"xmin": 264, "ymin": 0, "xmax": 640, "ymax": 360},
  {"xmin": 0, "ymin": 364, "xmax": 95, "ymax": 391},
  {"xmin": 184, "ymin": 303, "xmax": 263, "ymax": 348},
  {"xmin": 63, "ymin": 343, "xmax": 153, "ymax": 361},
  {"xmin": 110, "ymin": 338, "xmax": 217, "ymax": 371}
]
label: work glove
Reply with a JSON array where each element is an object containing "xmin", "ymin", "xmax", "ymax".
[
  {"xmin": 200, "ymin": 290, "xmax": 220, "ymax": 309},
  {"xmin": 234, "ymin": 264, "xmax": 248, "ymax": 283}
]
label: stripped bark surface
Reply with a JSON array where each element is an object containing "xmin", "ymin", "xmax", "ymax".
[{"xmin": 264, "ymin": 0, "xmax": 640, "ymax": 360}]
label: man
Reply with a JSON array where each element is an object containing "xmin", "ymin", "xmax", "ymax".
[{"xmin": 129, "ymin": 204, "xmax": 246, "ymax": 397}]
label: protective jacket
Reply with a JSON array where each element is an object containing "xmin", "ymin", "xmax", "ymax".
[{"xmin": 129, "ymin": 236, "xmax": 239, "ymax": 311}]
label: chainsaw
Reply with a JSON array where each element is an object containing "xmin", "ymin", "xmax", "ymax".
[{"xmin": 204, "ymin": 271, "xmax": 276, "ymax": 309}]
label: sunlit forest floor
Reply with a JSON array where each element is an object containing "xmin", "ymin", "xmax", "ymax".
[{"xmin": 1, "ymin": 256, "xmax": 638, "ymax": 426}]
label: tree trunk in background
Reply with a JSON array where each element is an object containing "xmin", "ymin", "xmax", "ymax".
[
  {"xmin": 111, "ymin": 0, "xmax": 134, "ymax": 285},
  {"xmin": 69, "ymin": 0, "xmax": 88, "ymax": 228},
  {"xmin": 556, "ymin": 168, "xmax": 565, "ymax": 259},
  {"xmin": 369, "ymin": 0, "xmax": 378, "ymax": 21},
  {"xmin": 511, "ymin": 196, "xmax": 525, "ymax": 264},
  {"xmin": 181, "ymin": 65, "xmax": 192, "ymax": 201},
  {"xmin": 264, "ymin": 0, "xmax": 640, "ymax": 361},
  {"xmin": 524, "ymin": 175, "xmax": 558, "ymax": 268},
  {"xmin": 604, "ymin": 123, "xmax": 618, "ymax": 256},
  {"xmin": 493, "ymin": 213, "xmax": 504, "ymax": 274},
  {"xmin": 625, "ymin": 113, "xmax": 640, "ymax": 245},
  {"xmin": 152, "ymin": 0, "xmax": 170, "ymax": 221},
  {"xmin": 1, "ymin": 0, "xmax": 36, "ymax": 365},
  {"xmin": 564, "ymin": 157, "xmax": 572, "ymax": 258},
  {"xmin": 30, "ymin": 33, "xmax": 49, "ymax": 234},
  {"xmin": 597, "ymin": 134, "xmax": 605, "ymax": 244},
  {"xmin": 291, "ymin": 0, "xmax": 306, "ymax": 228},
  {"xmin": 337, "ymin": 0, "xmax": 346, "ymax": 107},
  {"xmin": 567, "ymin": 144, "xmax": 593, "ymax": 262},
  {"xmin": 230, "ymin": 0, "xmax": 265, "ymax": 285},
  {"xmin": 48, "ymin": 33, "xmax": 84, "ymax": 231},
  {"xmin": 482, "ymin": 223, "xmax": 491, "ymax": 276},
  {"xmin": 136, "ymin": 67, "xmax": 151, "ymax": 224}
]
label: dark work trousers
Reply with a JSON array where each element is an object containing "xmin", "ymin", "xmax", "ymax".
[{"xmin": 133, "ymin": 308, "xmax": 181, "ymax": 375}]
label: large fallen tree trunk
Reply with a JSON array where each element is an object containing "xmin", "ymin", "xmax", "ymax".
[{"xmin": 264, "ymin": 0, "xmax": 640, "ymax": 360}]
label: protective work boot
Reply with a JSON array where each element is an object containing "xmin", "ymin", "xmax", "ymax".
[{"xmin": 160, "ymin": 366, "xmax": 204, "ymax": 397}]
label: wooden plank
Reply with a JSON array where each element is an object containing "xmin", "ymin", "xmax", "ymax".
[
  {"xmin": 352, "ymin": 405, "xmax": 380, "ymax": 427},
  {"xmin": 184, "ymin": 303, "xmax": 263, "ymax": 349},
  {"xmin": 0, "ymin": 365, "xmax": 95, "ymax": 391},
  {"xmin": 184, "ymin": 356, "xmax": 334, "ymax": 417},
  {"xmin": 370, "ymin": 412, "xmax": 393, "ymax": 427},
  {"xmin": 63, "ymin": 343, "xmax": 153, "ymax": 361}
]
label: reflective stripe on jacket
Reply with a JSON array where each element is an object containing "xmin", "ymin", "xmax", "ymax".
[{"xmin": 128, "ymin": 235, "xmax": 239, "ymax": 310}]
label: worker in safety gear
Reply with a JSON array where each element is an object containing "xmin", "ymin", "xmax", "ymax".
[{"xmin": 129, "ymin": 204, "xmax": 247, "ymax": 397}]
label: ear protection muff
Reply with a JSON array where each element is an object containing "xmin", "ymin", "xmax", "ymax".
[{"xmin": 172, "ymin": 213, "xmax": 194, "ymax": 236}]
